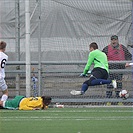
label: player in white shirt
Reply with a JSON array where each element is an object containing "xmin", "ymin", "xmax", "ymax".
[{"xmin": 0, "ymin": 41, "xmax": 8, "ymax": 101}]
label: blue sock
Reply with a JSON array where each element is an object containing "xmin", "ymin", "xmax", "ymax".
[
  {"xmin": 91, "ymin": 79, "xmax": 112, "ymax": 86},
  {"xmin": 81, "ymin": 84, "xmax": 88, "ymax": 93}
]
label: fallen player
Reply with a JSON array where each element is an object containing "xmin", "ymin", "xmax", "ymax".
[{"xmin": 0, "ymin": 95, "xmax": 52, "ymax": 110}]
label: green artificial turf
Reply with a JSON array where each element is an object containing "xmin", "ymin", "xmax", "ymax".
[{"xmin": 0, "ymin": 107, "xmax": 133, "ymax": 133}]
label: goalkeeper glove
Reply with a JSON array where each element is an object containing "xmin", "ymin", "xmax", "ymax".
[{"xmin": 79, "ymin": 73, "xmax": 88, "ymax": 77}]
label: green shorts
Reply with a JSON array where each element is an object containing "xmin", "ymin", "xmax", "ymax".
[{"xmin": 4, "ymin": 95, "xmax": 25, "ymax": 110}]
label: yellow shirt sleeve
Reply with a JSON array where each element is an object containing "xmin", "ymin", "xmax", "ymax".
[{"xmin": 19, "ymin": 97, "xmax": 43, "ymax": 110}]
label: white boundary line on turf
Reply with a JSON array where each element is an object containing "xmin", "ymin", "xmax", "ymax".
[
  {"xmin": 66, "ymin": 105, "xmax": 133, "ymax": 108},
  {"xmin": 1, "ymin": 116, "xmax": 132, "ymax": 121},
  {"xmin": 0, "ymin": 109, "xmax": 133, "ymax": 113}
]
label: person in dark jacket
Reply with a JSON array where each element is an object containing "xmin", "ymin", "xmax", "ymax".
[{"xmin": 102, "ymin": 35, "xmax": 132, "ymax": 98}]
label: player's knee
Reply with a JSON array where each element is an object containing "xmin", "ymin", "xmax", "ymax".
[
  {"xmin": 84, "ymin": 77, "xmax": 95, "ymax": 86},
  {"xmin": 84, "ymin": 80, "xmax": 92, "ymax": 86},
  {"xmin": 3, "ymin": 89, "xmax": 8, "ymax": 95},
  {"xmin": 0, "ymin": 101, "xmax": 3, "ymax": 106}
]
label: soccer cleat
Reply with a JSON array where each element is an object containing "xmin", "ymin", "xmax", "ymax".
[
  {"xmin": 70, "ymin": 90, "xmax": 82, "ymax": 95},
  {"xmin": 112, "ymin": 80, "xmax": 117, "ymax": 89}
]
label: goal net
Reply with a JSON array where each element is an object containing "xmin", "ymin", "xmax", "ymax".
[{"xmin": 0, "ymin": 0, "xmax": 132, "ymax": 106}]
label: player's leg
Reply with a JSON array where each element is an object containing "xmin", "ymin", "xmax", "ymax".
[
  {"xmin": 0, "ymin": 100, "xmax": 3, "ymax": 106},
  {"xmin": 70, "ymin": 68, "xmax": 103, "ymax": 95},
  {"xmin": 1, "ymin": 89, "xmax": 8, "ymax": 101},
  {"xmin": 0, "ymin": 100, "xmax": 4, "ymax": 109},
  {"xmin": 106, "ymin": 74, "xmax": 114, "ymax": 98},
  {"xmin": 115, "ymin": 73, "xmax": 123, "ymax": 98},
  {"xmin": 0, "ymin": 78, "xmax": 8, "ymax": 101},
  {"xmin": 81, "ymin": 68, "xmax": 111, "ymax": 93},
  {"xmin": 89, "ymin": 69, "xmax": 116, "ymax": 89},
  {"xmin": 71, "ymin": 68, "xmax": 106, "ymax": 95},
  {"xmin": 3, "ymin": 95, "xmax": 25, "ymax": 110},
  {"xmin": 70, "ymin": 68, "xmax": 116, "ymax": 95},
  {"xmin": 70, "ymin": 74, "xmax": 100, "ymax": 95}
]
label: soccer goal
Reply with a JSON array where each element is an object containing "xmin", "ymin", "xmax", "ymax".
[{"xmin": 0, "ymin": 0, "xmax": 132, "ymax": 106}]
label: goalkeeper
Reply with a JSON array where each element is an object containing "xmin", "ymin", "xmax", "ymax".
[
  {"xmin": 0, "ymin": 95, "xmax": 51, "ymax": 110},
  {"xmin": 70, "ymin": 42, "xmax": 117, "ymax": 95}
]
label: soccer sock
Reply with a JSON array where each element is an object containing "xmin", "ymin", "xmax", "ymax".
[
  {"xmin": 91, "ymin": 79, "xmax": 112, "ymax": 86},
  {"xmin": 1, "ymin": 94, "xmax": 8, "ymax": 101},
  {"xmin": 81, "ymin": 83, "xmax": 88, "ymax": 93}
]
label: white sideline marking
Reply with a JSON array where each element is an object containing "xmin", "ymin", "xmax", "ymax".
[
  {"xmin": 1, "ymin": 107, "xmax": 133, "ymax": 113},
  {"xmin": 1, "ymin": 116, "xmax": 132, "ymax": 121}
]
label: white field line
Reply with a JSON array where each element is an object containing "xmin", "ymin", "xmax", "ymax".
[
  {"xmin": 0, "ymin": 109, "xmax": 133, "ymax": 113},
  {"xmin": 0, "ymin": 116, "xmax": 133, "ymax": 121}
]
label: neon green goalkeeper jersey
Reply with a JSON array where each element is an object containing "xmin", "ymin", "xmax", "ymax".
[{"xmin": 83, "ymin": 49, "xmax": 109, "ymax": 74}]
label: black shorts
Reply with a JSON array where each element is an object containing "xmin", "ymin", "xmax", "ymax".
[
  {"xmin": 84, "ymin": 67, "xmax": 109, "ymax": 86},
  {"xmin": 91, "ymin": 67, "xmax": 109, "ymax": 80}
]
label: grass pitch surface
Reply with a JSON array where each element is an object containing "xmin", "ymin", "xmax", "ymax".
[{"xmin": 0, "ymin": 107, "xmax": 133, "ymax": 133}]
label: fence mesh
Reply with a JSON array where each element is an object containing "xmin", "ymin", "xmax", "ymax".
[{"xmin": 0, "ymin": 0, "xmax": 132, "ymax": 105}]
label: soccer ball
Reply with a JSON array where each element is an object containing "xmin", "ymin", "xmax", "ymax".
[{"xmin": 119, "ymin": 90, "xmax": 129, "ymax": 99}]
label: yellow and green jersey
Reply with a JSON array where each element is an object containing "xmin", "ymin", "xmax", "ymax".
[
  {"xmin": 83, "ymin": 49, "xmax": 109, "ymax": 74},
  {"xmin": 19, "ymin": 97, "xmax": 43, "ymax": 110},
  {"xmin": 4, "ymin": 96, "xmax": 43, "ymax": 110}
]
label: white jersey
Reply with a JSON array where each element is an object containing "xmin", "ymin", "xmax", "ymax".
[{"xmin": 0, "ymin": 52, "xmax": 8, "ymax": 79}]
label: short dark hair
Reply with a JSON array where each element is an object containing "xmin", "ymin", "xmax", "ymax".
[
  {"xmin": 111, "ymin": 35, "xmax": 118, "ymax": 40},
  {"xmin": 41, "ymin": 96, "xmax": 52, "ymax": 109},
  {"xmin": 0, "ymin": 41, "xmax": 6, "ymax": 49},
  {"xmin": 89, "ymin": 42, "xmax": 98, "ymax": 50}
]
